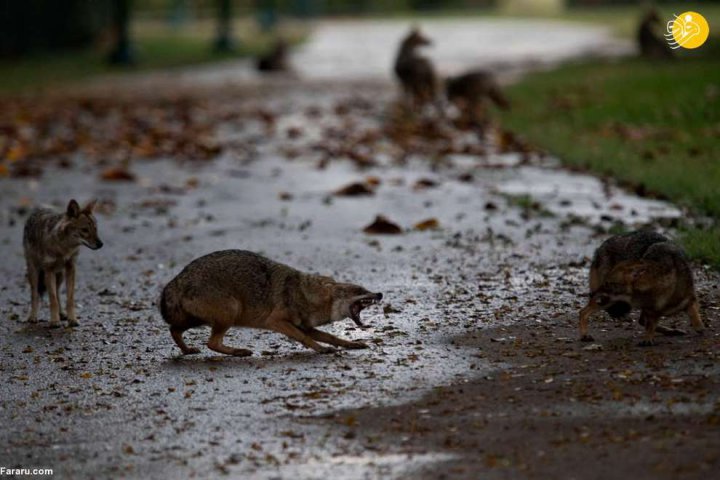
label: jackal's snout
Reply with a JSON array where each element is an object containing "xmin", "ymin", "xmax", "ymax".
[{"xmin": 348, "ymin": 291, "xmax": 383, "ymax": 327}]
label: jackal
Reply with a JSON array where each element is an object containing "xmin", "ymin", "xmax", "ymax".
[
  {"xmin": 256, "ymin": 39, "xmax": 290, "ymax": 73},
  {"xmin": 393, "ymin": 28, "xmax": 438, "ymax": 108},
  {"xmin": 23, "ymin": 199, "xmax": 103, "ymax": 327},
  {"xmin": 445, "ymin": 70, "xmax": 510, "ymax": 121},
  {"xmin": 579, "ymin": 231, "xmax": 704, "ymax": 345},
  {"xmin": 638, "ymin": 8, "xmax": 673, "ymax": 59},
  {"xmin": 160, "ymin": 250, "xmax": 383, "ymax": 356}
]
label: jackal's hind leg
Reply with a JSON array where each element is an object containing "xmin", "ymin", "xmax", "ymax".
[
  {"xmin": 687, "ymin": 300, "xmax": 705, "ymax": 335},
  {"xmin": 170, "ymin": 327, "xmax": 201, "ymax": 355},
  {"xmin": 26, "ymin": 265, "xmax": 40, "ymax": 323},
  {"xmin": 640, "ymin": 312, "xmax": 685, "ymax": 337}
]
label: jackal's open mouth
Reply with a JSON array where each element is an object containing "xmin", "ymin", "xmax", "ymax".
[{"xmin": 350, "ymin": 293, "xmax": 383, "ymax": 327}]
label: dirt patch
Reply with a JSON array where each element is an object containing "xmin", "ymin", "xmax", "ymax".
[{"xmin": 316, "ymin": 298, "xmax": 720, "ymax": 479}]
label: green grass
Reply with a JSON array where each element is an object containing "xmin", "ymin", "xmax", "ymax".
[
  {"xmin": 680, "ymin": 226, "xmax": 720, "ymax": 266},
  {"xmin": 502, "ymin": 39, "xmax": 720, "ymax": 266},
  {"xmin": 513, "ymin": 3, "xmax": 720, "ymax": 38},
  {"xmin": 0, "ymin": 19, "xmax": 307, "ymax": 95}
]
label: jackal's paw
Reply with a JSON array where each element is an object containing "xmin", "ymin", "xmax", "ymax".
[
  {"xmin": 695, "ymin": 328, "xmax": 706, "ymax": 336},
  {"xmin": 580, "ymin": 334, "xmax": 594, "ymax": 342},
  {"xmin": 230, "ymin": 348, "xmax": 252, "ymax": 357},
  {"xmin": 317, "ymin": 346, "xmax": 337, "ymax": 354},
  {"xmin": 181, "ymin": 347, "xmax": 201, "ymax": 355},
  {"xmin": 27, "ymin": 316, "xmax": 38, "ymax": 324},
  {"xmin": 48, "ymin": 321, "xmax": 62, "ymax": 329},
  {"xmin": 67, "ymin": 318, "xmax": 79, "ymax": 327},
  {"xmin": 345, "ymin": 341, "xmax": 368, "ymax": 350},
  {"xmin": 637, "ymin": 339, "xmax": 656, "ymax": 347}
]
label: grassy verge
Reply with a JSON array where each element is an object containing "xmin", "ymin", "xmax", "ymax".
[
  {"xmin": 0, "ymin": 19, "xmax": 307, "ymax": 95},
  {"xmin": 501, "ymin": 38, "xmax": 720, "ymax": 266}
]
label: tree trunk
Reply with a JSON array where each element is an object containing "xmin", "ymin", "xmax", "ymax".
[
  {"xmin": 214, "ymin": 0, "xmax": 235, "ymax": 52},
  {"xmin": 108, "ymin": 0, "xmax": 135, "ymax": 65}
]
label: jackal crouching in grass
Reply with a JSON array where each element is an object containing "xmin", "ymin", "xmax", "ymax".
[
  {"xmin": 160, "ymin": 250, "xmax": 383, "ymax": 356},
  {"xmin": 579, "ymin": 231, "xmax": 704, "ymax": 346},
  {"xmin": 23, "ymin": 199, "xmax": 103, "ymax": 328}
]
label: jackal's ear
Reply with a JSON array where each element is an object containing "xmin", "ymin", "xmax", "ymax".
[
  {"xmin": 82, "ymin": 199, "xmax": 98, "ymax": 214},
  {"xmin": 66, "ymin": 199, "xmax": 80, "ymax": 218}
]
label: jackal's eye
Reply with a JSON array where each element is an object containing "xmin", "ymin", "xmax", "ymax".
[{"xmin": 81, "ymin": 228, "xmax": 90, "ymax": 234}]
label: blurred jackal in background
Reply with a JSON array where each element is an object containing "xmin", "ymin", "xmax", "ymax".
[
  {"xmin": 394, "ymin": 28, "xmax": 438, "ymax": 108},
  {"xmin": 445, "ymin": 70, "xmax": 510, "ymax": 122},
  {"xmin": 256, "ymin": 39, "xmax": 291, "ymax": 73},
  {"xmin": 637, "ymin": 8, "xmax": 674, "ymax": 59}
]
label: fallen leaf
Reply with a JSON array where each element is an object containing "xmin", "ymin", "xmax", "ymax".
[
  {"xmin": 414, "ymin": 218, "xmax": 440, "ymax": 231},
  {"xmin": 363, "ymin": 215, "xmax": 403, "ymax": 235},
  {"xmin": 100, "ymin": 167, "xmax": 136, "ymax": 182},
  {"xmin": 334, "ymin": 182, "xmax": 374, "ymax": 197},
  {"xmin": 365, "ymin": 176, "xmax": 381, "ymax": 187},
  {"xmin": 413, "ymin": 178, "xmax": 439, "ymax": 190}
]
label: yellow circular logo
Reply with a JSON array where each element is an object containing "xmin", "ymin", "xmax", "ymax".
[{"xmin": 667, "ymin": 11, "xmax": 710, "ymax": 49}]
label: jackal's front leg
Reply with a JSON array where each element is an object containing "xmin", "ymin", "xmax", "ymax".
[
  {"xmin": 269, "ymin": 320, "xmax": 335, "ymax": 354},
  {"xmin": 578, "ymin": 301, "xmax": 600, "ymax": 342},
  {"xmin": 638, "ymin": 311, "xmax": 658, "ymax": 347},
  {"xmin": 303, "ymin": 327, "xmax": 368, "ymax": 349},
  {"xmin": 65, "ymin": 261, "xmax": 78, "ymax": 326},
  {"xmin": 45, "ymin": 271, "xmax": 61, "ymax": 328}
]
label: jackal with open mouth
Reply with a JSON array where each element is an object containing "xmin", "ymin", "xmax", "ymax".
[{"xmin": 160, "ymin": 250, "xmax": 382, "ymax": 356}]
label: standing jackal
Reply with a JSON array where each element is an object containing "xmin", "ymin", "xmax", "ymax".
[
  {"xmin": 23, "ymin": 199, "xmax": 103, "ymax": 327},
  {"xmin": 160, "ymin": 250, "xmax": 383, "ymax": 356},
  {"xmin": 637, "ymin": 8, "xmax": 673, "ymax": 59},
  {"xmin": 393, "ymin": 28, "xmax": 438, "ymax": 108},
  {"xmin": 579, "ymin": 231, "xmax": 704, "ymax": 345},
  {"xmin": 445, "ymin": 70, "xmax": 510, "ymax": 121}
]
